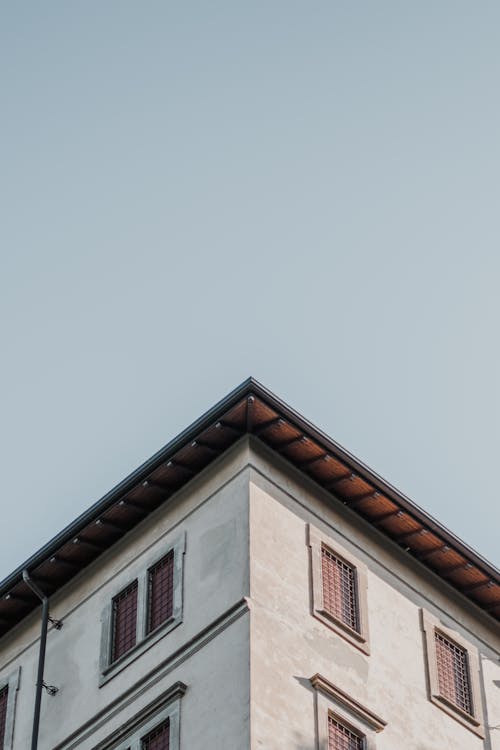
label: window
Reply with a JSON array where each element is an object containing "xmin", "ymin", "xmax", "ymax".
[
  {"xmin": 328, "ymin": 716, "xmax": 364, "ymax": 750},
  {"xmin": 421, "ymin": 610, "xmax": 484, "ymax": 737},
  {"xmin": 0, "ymin": 669, "xmax": 21, "ymax": 750},
  {"xmin": 112, "ymin": 580, "xmax": 139, "ymax": 662},
  {"xmin": 435, "ymin": 631, "xmax": 472, "ymax": 714},
  {"xmin": 308, "ymin": 525, "xmax": 370, "ymax": 653},
  {"xmin": 147, "ymin": 550, "xmax": 174, "ymax": 634},
  {"xmin": 141, "ymin": 720, "xmax": 170, "ymax": 750},
  {"xmin": 0, "ymin": 686, "xmax": 7, "ymax": 748},
  {"xmin": 322, "ymin": 546, "xmax": 359, "ymax": 633},
  {"xmin": 100, "ymin": 532, "xmax": 185, "ymax": 684},
  {"xmin": 101, "ymin": 682, "xmax": 184, "ymax": 750},
  {"xmin": 310, "ymin": 673, "xmax": 385, "ymax": 750}
]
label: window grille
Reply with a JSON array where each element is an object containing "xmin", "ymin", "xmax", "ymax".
[
  {"xmin": 0, "ymin": 686, "xmax": 8, "ymax": 748},
  {"xmin": 148, "ymin": 550, "xmax": 174, "ymax": 633},
  {"xmin": 435, "ymin": 631, "xmax": 472, "ymax": 714},
  {"xmin": 112, "ymin": 580, "xmax": 138, "ymax": 662},
  {"xmin": 322, "ymin": 546, "xmax": 359, "ymax": 632},
  {"xmin": 141, "ymin": 720, "xmax": 170, "ymax": 750},
  {"xmin": 328, "ymin": 716, "xmax": 363, "ymax": 750}
]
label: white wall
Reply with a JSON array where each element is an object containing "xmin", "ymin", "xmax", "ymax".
[{"xmin": 0, "ymin": 439, "xmax": 251, "ymax": 750}]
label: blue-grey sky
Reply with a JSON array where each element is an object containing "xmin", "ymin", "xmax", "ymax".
[{"xmin": 1, "ymin": 2, "xmax": 499, "ymax": 578}]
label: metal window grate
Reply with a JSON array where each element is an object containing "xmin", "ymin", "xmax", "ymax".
[
  {"xmin": 322, "ymin": 546, "xmax": 359, "ymax": 632},
  {"xmin": 141, "ymin": 719, "xmax": 170, "ymax": 750},
  {"xmin": 435, "ymin": 631, "xmax": 472, "ymax": 714},
  {"xmin": 111, "ymin": 580, "xmax": 138, "ymax": 662},
  {"xmin": 328, "ymin": 716, "xmax": 363, "ymax": 750},
  {"xmin": 148, "ymin": 550, "xmax": 174, "ymax": 633},
  {"xmin": 0, "ymin": 686, "xmax": 8, "ymax": 748}
]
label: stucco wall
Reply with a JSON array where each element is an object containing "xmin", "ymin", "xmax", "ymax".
[
  {"xmin": 0, "ymin": 439, "xmax": 251, "ymax": 750},
  {"xmin": 248, "ymin": 441, "xmax": 500, "ymax": 750},
  {"xmin": 60, "ymin": 610, "xmax": 250, "ymax": 750},
  {"xmin": 1, "ymin": 435, "xmax": 499, "ymax": 750}
]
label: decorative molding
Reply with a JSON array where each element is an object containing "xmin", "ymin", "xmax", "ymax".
[
  {"xmin": 54, "ymin": 598, "xmax": 249, "ymax": 749},
  {"xmin": 310, "ymin": 673, "xmax": 386, "ymax": 733},
  {"xmin": 93, "ymin": 681, "xmax": 186, "ymax": 750}
]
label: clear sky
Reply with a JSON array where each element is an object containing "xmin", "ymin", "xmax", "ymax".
[{"xmin": 1, "ymin": 2, "xmax": 499, "ymax": 579}]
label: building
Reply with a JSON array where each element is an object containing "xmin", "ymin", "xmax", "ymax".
[{"xmin": 0, "ymin": 378, "xmax": 499, "ymax": 750}]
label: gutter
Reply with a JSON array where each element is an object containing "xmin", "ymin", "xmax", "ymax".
[
  {"xmin": 0, "ymin": 378, "xmax": 495, "ymax": 629},
  {"xmin": 22, "ymin": 571, "xmax": 62, "ymax": 750}
]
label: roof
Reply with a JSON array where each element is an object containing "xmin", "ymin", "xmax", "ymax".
[{"xmin": 1, "ymin": 377, "xmax": 499, "ymax": 637}]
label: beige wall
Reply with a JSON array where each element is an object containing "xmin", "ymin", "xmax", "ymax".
[{"xmin": 248, "ymin": 440, "xmax": 500, "ymax": 750}]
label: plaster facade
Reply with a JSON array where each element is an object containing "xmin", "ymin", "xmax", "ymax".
[
  {"xmin": 0, "ymin": 441, "xmax": 251, "ymax": 750},
  {"xmin": 248, "ymin": 439, "xmax": 500, "ymax": 750},
  {"xmin": 0, "ymin": 437, "xmax": 499, "ymax": 749}
]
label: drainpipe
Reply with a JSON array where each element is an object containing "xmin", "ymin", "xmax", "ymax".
[{"xmin": 23, "ymin": 570, "xmax": 61, "ymax": 750}]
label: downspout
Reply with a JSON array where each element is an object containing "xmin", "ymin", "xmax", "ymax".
[{"xmin": 23, "ymin": 570, "xmax": 61, "ymax": 750}]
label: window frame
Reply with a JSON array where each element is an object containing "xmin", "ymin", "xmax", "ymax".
[
  {"xmin": 311, "ymin": 672, "xmax": 386, "ymax": 750},
  {"xmin": 146, "ymin": 549, "xmax": 175, "ymax": 635},
  {"xmin": 100, "ymin": 532, "xmax": 185, "ymax": 685},
  {"xmin": 421, "ymin": 609, "xmax": 484, "ymax": 737},
  {"xmin": 0, "ymin": 668, "xmax": 21, "ymax": 750},
  {"xmin": 98, "ymin": 681, "xmax": 185, "ymax": 750},
  {"xmin": 111, "ymin": 579, "xmax": 140, "ymax": 663},
  {"xmin": 327, "ymin": 714, "xmax": 365, "ymax": 750},
  {"xmin": 308, "ymin": 524, "xmax": 370, "ymax": 654}
]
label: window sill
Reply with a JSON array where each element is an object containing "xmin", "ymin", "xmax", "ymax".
[
  {"xmin": 313, "ymin": 607, "xmax": 370, "ymax": 655},
  {"xmin": 430, "ymin": 693, "xmax": 484, "ymax": 738},
  {"xmin": 100, "ymin": 615, "xmax": 182, "ymax": 687}
]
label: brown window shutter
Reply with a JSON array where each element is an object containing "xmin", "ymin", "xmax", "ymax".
[
  {"xmin": 322, "ymin": 546, "xmax": 360, "ymax": 632},
  {"xmin": 147, "ymin": 550, "xmax": 174, "ymax": 633},
  {"xmin": 435, "ymin": 631, "xmax": 472, "ymax": 714},
  {"xmin": 328, "ymin": 716, "xmax": 363, "ymax": 750},
  {"xmin": 0, "ymin": 686, "xmax": 8, "ymax": 748},
  {"xmin": 111, "ymin": 580, "xmax": 138, "ymax": 662},
  {"xmin": 141, "ymin": 719, "xmax": 170, "ymax": 750}
]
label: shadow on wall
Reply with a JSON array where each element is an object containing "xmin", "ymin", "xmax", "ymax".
[{"xmin": 292, "ymin": 738, "xmax": 315, "ymax": 750}]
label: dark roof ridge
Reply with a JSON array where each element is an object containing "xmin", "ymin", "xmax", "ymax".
[
  {"xmin": 0, "ymin": 378, "xmax": 498, "ymax": 636},
  {"xmin": 0, "ymin": 377, "xmax": 256, "ymax": 595}
]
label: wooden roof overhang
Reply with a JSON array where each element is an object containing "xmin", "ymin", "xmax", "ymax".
[{"xmin": 0, "ymin": 378, "xmax": 499, "ymax": 638}]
